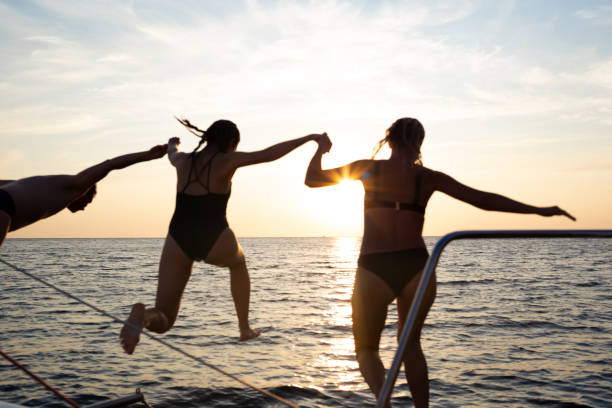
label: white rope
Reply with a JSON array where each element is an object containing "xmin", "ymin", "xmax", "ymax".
[{"xmin": 0, "ymin": 257, "xmax": 299, "ymax": 408}]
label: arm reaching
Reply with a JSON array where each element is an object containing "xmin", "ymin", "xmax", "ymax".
[
  {"xmin": 305, "ymin": 134, "xmax": 372, "ymax": 187},
  {"xmin": 229, "ymin": 134, "xmax": 320, "ymax": 169},
  {"xmin": 75, "ymin": 144, "xmax": 168, "ymax": 189},
  {"xmin": 305, "ymin": 134, "xmax": 337, "ymax": 187},
  {"xmin": 433, "ymin": 171, "xmax": 576, "ymax": 221},
  {"xmin": 167, "ymin": 137, "xmax": 182, "ymax": 166}
]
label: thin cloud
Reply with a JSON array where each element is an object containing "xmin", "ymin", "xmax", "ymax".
[
  {"xmin": 576, "ymin": 5, "xmax": 612, "ymax": 25},
  {"xmin": 1, "ymin": 1, "xmax": 612, "ymax": 147}
]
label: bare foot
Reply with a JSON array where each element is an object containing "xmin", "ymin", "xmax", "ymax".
[
  {"xmin": 240, "ymin": 327, "xmax": 261, "ymax": 341},
  {"xmin": 120, "ymin": 303, "xmax": 145, "ymax": 354}
]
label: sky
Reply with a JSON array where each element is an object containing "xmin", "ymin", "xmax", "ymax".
[{"xmin": 1, "ymin": 0, "xmax": 611, "ymax": 238}]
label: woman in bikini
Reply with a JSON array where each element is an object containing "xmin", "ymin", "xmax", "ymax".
[
  {"xmin": 120, "ymin": 118, "xmax": 323, "ymax": 354},
  {"xmin": 304, "ymin": 118, "xmax": 575, "ymax": 407}
]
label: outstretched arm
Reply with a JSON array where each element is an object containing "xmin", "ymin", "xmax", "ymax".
[
  {"xmin": 305, "ymin": 134, "xmax": 371, "ymax": 187},
  {"xmin": 229, "ymin": 134, "xmax": 320, "ymax": 169},
  {"xmin": 75, "ymin": 144, "xmax": 167, "ymax": 189},
  {"xmin": 433, "ymin": 171, "xmax": 576, "ymax": 220}
]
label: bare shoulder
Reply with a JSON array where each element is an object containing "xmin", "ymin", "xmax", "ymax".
[
  {"xmin": 422, "ymin": 166, "xmax": 448, "ymax": 179},
  {"xmin": 420, "ymin": 166, "xmax": 440, "ymax": 176},
  {"xmin": 351, "ymin": 159, "xmax": 375, "ymax": 170},
  {"xmin": 169, "ymin": 151, "xmax": 189, "ymax": 167},
  {"xmin": 419, "ymin": 166, "xmax": 450, "ymax": 189},
  {"xmin": 219, "ymin": 150, "xmax": 241, "ymax": 165},
  {"xmin": 211, "ymin": 151, "xmax": 239, "ymax": 174},
  {"xmin": 343, "ymin": 159, "xmax": 375, "ymax": 180},
  {"xmin": 174, "ymin": 152, "xmax": 189, "ymax": 161}
]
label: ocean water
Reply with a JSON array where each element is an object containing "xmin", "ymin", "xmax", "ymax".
[{"xmin": 0, "ymin": 237, "xmax": 610, "ymax": 408}]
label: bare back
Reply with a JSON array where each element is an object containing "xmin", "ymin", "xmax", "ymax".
[
  {"xmin": 172, "ymin": 149, "xmax": 234, "ymax": 195},
  {"xmin": 360, "ymin": 160, "xmax": 434, "ymax": 253},
  {"xmin": 1, "ymin": 175, "xmax": 82, "ymax": 230}
]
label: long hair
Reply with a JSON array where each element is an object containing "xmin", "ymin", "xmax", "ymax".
[
  {"xmin": 372, "ymin": 117, "xmax": 424, "ymax": 165},
  {"xmin": 176, "ymin": 117, "xmax": 240, "ymax": 159},
  {"xmin": 175, "ymin": 118, "xmax": 240, "ymax": 191}
]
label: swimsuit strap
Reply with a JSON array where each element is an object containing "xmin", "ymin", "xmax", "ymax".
[
  {"xmin": 205, "ymin": 151, "xmax": 219, "ymax": 191},
  {"xmin": 181, "ymin": 156, "xmax": 196, "ymax": 193},
  {"xmin": 363, "ymin": 162, "xmax": 426, "ymax": 214},
  {"xmin": 181, "ymin": 151, "xmax": 219, "ymax": 193}
]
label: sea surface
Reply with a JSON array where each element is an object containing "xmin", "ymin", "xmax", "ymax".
[{"xmin": 0, "ymin": 237, "xmax": 610, "ymax": 408}]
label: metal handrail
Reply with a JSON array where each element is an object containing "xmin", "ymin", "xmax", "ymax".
[{"xmin": 376, "ymin": 229, "xmax": 612, "ymax": 407}]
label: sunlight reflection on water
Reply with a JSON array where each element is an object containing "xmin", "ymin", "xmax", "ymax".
[{"xmin": 1, "ymin": 237, "xmax": 610, "ymax": 407}]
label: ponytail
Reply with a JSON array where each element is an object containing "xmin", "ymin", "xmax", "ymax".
[
  {"xmin": 176, "ymin": 117, "xmax": 207, "ymax": 158},
  {"xmin": 175, "ymin": 117, "xmax": 240, "ymax": 158},
  {"xmin": 176, "ymin": 117, "xmax": 206, "ymax": 139}
]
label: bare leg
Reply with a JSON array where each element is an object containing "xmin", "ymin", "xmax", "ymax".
[
  {"xmin": 356, "ymin": 350, "xmax": 389, "ymax": 406},
  {"xmin": 120, "ymin": 234, "xmax": 193, "ymax": 354},
  {"xmin": 206, "ymin": 228, "xmax": 260, "ymax": 340},
  {"xmin": 229, "ymin": 256, "xmax": 260, "ymax": 340},
  {"xmin": 397, "ymin": 272, "xmax": 436, "ymax": 408},
  {"xmin": 352, "ymin": 267, "xmax": 395, "ymax": 405}
]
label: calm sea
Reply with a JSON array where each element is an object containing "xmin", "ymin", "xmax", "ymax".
[{"xmin": 0, "ymin": 237, "xmax": 610, "ymax": 407}]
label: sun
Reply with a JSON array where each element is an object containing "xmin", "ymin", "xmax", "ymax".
[{"xmin": 305, "ymin": 178, "xmax": 364, "ymax": 236}]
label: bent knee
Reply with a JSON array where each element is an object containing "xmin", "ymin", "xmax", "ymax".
[{"xmin": 146, "ymin": 309, "xmax": 173, "ymax": 333}]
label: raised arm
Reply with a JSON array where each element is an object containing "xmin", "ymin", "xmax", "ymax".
[
  {"xmin": 432, "ymin": 170, "xmax": 576, "ymax": 220},
  {"xmin": 305, "ymin": 134, "xmax": 371, "ymax": 187},
  {"xmin": 75, "ymin": 144, "xmax": 167, "ymax": 188},
  {"xmin": 167, "ymin": 137, "xmax": 185, "ymax": 167},
  {"xmin": 229, "ymin": 134, "xmax": 319, "ymax": 170}
]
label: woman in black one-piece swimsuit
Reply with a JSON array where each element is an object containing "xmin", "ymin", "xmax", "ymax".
[
  {"xmin": 120, "ymin": 118, "xmax": 323, "ymax": 354},
  {"xmin": 305, "ymin": 118, "xmax": 575, "ymax": 407}
]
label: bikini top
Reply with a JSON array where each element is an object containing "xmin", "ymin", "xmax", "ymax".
[
  {"xmin": 363, "ymin": 161, "xmax": 425, "ymax": 215},
  {"xmin": 181, "ymin": 151, "xmax": 230, "ymax": 196}
]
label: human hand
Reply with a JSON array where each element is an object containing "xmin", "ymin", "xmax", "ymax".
[
  {"xmin": 539, "ymin": 206, "xmax": 576, "ymax": 221},
  {"xmin": 168, "ymin": 137, "xmax": 180, "ymax": 145},
  {"xmin": 149, "ymin": 144, "xmax": 168, "ymax": 159},
  {"xmin": 316, "ymin": 132, "xmax": 332, "ymax": 154}
]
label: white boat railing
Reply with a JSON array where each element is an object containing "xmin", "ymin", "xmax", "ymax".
[{"xmin": 377, "ymin": 229, "xmax": 612, "ymax": 408}]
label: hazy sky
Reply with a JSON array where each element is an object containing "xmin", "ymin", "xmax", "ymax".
[{"xmin": 1, "ymin": 0, "xmax": 611, "ymax": 238}]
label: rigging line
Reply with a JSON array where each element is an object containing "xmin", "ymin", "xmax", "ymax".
[
  {"xmin": 0, "ymin": 349, "xmax": 81, "ymax": 408},
  {"xmin": 0, "ymin": 257, "xmax": 299, "ymax": 408}
]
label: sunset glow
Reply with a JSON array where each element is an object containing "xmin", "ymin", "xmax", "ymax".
[{"xmin": 1, "ymin": 1, "xmax": 610, "ymax": 238}]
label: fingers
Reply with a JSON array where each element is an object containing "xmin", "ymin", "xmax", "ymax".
[
  {"xmin": 311, "ymin": 132, "xmax": 332, "ymax": 153},
  {"xmin": 318, "ymin": 137, "xmax": 332, "ymax": 153},
  {"xmin": 541, "ymin": 206, "xmax": 576, "ymax": 221},
  {"xmin": 561, "ymin": 209, "xmax": 576, "ymax": 221},
  {"xmin": 552, "ymin": 206, "xmax": 576, "ymax": 221}
]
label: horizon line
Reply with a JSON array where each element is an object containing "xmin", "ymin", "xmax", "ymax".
[{"xmin": 4, "ymin": 236, "xmax": 442, "ymax": 239}]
